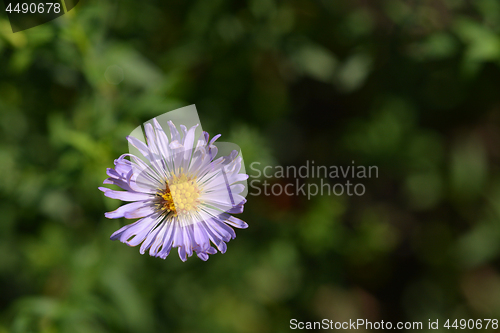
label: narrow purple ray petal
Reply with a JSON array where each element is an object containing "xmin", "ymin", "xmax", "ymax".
[
  {"xmin": 99, "ymin": 187, "xmax": 152, "ymax": 201},
  {"xmin": 105, "ymin": 201, "xmax": 146, "ymax": 219},
  {"xmin": 124, "ymin": 205, "xmax": 155, "ymax": 219}
]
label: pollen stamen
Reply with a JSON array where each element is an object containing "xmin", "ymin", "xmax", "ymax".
[{"xmin": 157, "ymin": 174, "xmax": 201, "ymax": 216}]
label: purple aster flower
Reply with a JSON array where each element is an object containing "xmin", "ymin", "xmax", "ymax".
[{"xmin": 99, "ymin": 119, "xmax": 248, "ymax": 261}]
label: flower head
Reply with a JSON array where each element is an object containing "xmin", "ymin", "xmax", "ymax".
[{"xmin": 99, "ymin": 119, "xmax": 248, "ymax": 261}]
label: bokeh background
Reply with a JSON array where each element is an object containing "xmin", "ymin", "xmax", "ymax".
[{"xmin": 2, "ymin": 0, "xmax": 500, "ymax": 332}]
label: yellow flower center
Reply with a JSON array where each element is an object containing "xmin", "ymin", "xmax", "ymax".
[{"xmin": 158, "ymin": 174, "xmax": 201, "ymax": 216}]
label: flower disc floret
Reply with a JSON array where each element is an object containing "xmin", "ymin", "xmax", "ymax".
[{"xmin": 158, "ymin": 174, "xmax": 201, "ymax": 216}]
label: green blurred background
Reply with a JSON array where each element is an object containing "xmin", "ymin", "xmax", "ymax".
[{"xmin": 2, "ymin": 0, "xmax": 500, "ymax": 332}]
